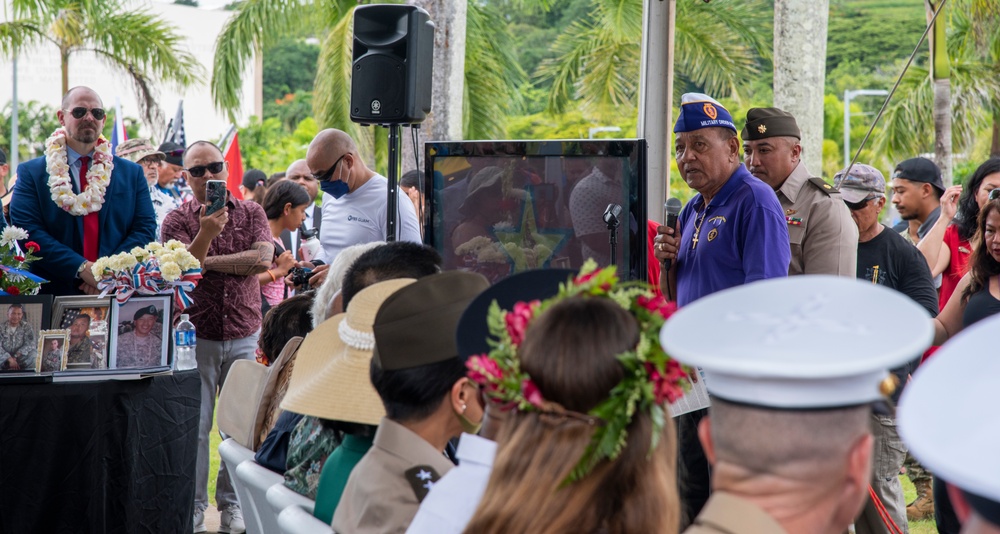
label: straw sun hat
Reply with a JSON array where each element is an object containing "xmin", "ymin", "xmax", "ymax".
[{"xmin": 280, "ymin": 277, "xmax": 416, "ymax": 425}]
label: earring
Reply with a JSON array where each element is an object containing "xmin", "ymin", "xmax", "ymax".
[{"xmin": 461, "ymin": 403, "xmax": 467, "ymax": 413}]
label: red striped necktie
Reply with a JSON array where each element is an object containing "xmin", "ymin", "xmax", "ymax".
[{"xmin": 78, "ymin": 156, "xmax": 100, "ymax": 262}]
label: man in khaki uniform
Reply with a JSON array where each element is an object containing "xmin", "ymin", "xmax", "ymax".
[
  {"xmin": 742, "ymin": 107, "xmax": 858, "ymax": 276},
  {"xmin": 660, "ymin": 276, "xmax": 933, "ymax": 534},
  {"xmin": 331, "ymin": 271, "xmax": 489, "ymax": 534}
]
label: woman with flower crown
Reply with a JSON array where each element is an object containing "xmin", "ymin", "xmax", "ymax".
[{"xmin": 463, "ymin": 265, "xmax": 687, "ymax": 534}]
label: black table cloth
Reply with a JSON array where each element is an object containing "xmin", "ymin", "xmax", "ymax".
[{"xmin": 0, "ymin": 370, "xmax": 201, "ymax": 533}]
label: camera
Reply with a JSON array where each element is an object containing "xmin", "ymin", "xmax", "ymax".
[{"xmin": 288, "ymin": 266, "xmax": 313, "ymax": 290}]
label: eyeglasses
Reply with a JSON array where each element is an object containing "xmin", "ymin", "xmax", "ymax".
[
  {"xmin": 989, "ymin": 189, "xmax": 1000, "ymax": 201},
  {"xmin": 138, "ymin": 156, "xmax": 164, "ymax": 167},
  {"xmin": 311, "ymin": 154, "xmax": 347, "ymax": 182},
  {"xmin": 65, "ymin": 107, "xmax": 106, "ymax": 120},
  {"xmin": 186, "ymin": 161, "xmax": 225, "ymax": 178},
  {"xmin": 844, "ymin": 195, "xmax": 880, "ymax": 211}
]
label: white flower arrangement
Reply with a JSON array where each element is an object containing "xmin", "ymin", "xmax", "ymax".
[
  {"xmin": 93, "ymin": 240, "xmax": 203, "ymax": 309},
  {"xmin": 44, "ymin": 128, "xmax": 113, "ymax": 216}
]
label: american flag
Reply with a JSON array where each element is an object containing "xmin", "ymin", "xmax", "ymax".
[{"xmin": 162, "ymin": 100, "xmax": 186, "ymax": 147}]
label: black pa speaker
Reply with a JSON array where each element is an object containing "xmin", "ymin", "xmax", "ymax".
[{"xmin": 350, "ymin": 5, "xmax": 434, "ymax": 125}]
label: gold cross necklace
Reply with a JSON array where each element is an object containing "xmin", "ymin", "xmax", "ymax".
[{"xmin": 691, "ymin": 204, "xmax": 708, "ymax": 249}]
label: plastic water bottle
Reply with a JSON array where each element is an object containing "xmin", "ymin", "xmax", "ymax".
[
  {"xmin": 298, "ymin": 223, "xmax": 322, "ymax": 263},
  {"xmin": 174, "ymin": 314, "xmax": 198, "ymax": 371}
]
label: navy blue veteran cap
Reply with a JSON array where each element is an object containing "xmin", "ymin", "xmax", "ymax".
[
  {"xmin": 660, "ymin": 276, "xmax": 933, "ymax": 410},
  {"xmin": 899, "ymin": 314, "xmax": 1000, "ymax": 526},
  {"xmin": 133, "ymin": 305, "xmax": 159, "ymax": 321},
  {"xmin": 456, "ymin": 268, "xmax": 575, "ymax": 359},
  {"xmin": 674, "ymin": 93, "xmax": 736, "ymax": 134}
]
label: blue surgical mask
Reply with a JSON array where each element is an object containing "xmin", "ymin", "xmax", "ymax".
[
  {"xmin": 319, "ymin": 158, "xmax": 350, "ymax": 199},
  {"xmin": 320, "ymin": 179, "xmax": 349, "ymax": 199}
]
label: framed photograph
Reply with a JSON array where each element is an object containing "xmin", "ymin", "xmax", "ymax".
[
  {"xmin": 53, "ymin": 296, "xmax": 112, "ymax": 370},
  {"xmin": 0, "ymin": 295, "xmax": 53, "ymax": 373},
  {"xmin": 109, "ymin": 295, "xmax": 171, "ymax": 369},
  {"xmin": 36, "ymin": 330, "xmax": 69, "ymax": 373}
]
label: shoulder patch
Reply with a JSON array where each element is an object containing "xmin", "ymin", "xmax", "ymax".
[
  {"xmin": 405, "ymin": 465, "xmax": 441, "ymax": 502},
  {"xmin": 808, "ymin": 177, "xmax": 838, "ymax": 196}
]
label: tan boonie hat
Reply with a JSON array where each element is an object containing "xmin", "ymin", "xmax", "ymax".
[
  {"xmin": 115, "ymin": 138, "xmax": 165, "ymax": 163},
  {"xmin": 280, "ymin": 278, "xmax": 416, "ymax": 425}
]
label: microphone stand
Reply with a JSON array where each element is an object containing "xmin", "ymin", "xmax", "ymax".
[{"xmin": 604, "ymin": 204, "xmax": 622, "ymax": 268}]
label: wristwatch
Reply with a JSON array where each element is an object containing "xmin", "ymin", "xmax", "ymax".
[{"xmin": 77, "ymin": 261, "xmax": 89, "ymax": 279}]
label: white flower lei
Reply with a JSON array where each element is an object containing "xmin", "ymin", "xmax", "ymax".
[{"xmin": 44, "ymin": 128, "xmax": 113, "ymax": 216}]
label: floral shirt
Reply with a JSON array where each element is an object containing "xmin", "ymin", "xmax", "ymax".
[
  {"xmin": 149, "ymin": 186, "xmax": 182, "ymax": 242},
  {"xmin": 283, "ymin": 415, "xmax": 341, "ymax": 499},
  {"xmin": 0, "ymin": 322, "xmax": 35, "ymax": 370}
]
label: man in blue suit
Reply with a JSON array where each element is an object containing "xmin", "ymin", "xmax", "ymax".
[{"xmin": 10, "ymin": 87, "xmax": 156, "ymax": 296}]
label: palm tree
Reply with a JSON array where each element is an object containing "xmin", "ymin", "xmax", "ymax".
[
  {"xmin": 536, "ymin": 0, "xmax": 771, "ymax": 119},
  {"xmin": 0, "ymin": 0, "xmax": 202, "ymax": 133},
  {"xmin": 873, "ymin": 0, "xmax": 1000, "ymax": 171},
  {"xmin": 211, "ymin": 0, "xmax": 525, "ymax": 154}
]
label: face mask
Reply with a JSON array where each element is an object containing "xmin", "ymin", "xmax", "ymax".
[
  {"xmin": 458, "ymin": 411, "xmax": 483, "ymax": 435},
  {"xmin": 319, "ymin": 160, "xmax": 350, "ymax": 199}
]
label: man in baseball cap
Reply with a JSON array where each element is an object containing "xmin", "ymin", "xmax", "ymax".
[
  {"xmin": 742, "ymin": 107, "xmax": 857, "ymax": 277},
  {"xmin": 157, "ymin": 141, "xmax": 189, "ymax": 203},
  {"xmin": 891, "ymin": 157, "xmax": 945, "ymax": 244}
]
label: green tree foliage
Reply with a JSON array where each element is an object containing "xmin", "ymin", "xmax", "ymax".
[
  {"xmin": 238, "ymin": 117, "xmax": 319, "ymax": 175},
  {"xmin": 0, "ymin": 101, "xmax": 60, "ymax": 162},
  {"xmin": 826, "ymin": 0, "xmax": 926, "ymax": 74},
  {"xmin": 0, "ymin": 0, "xmax": 202, "ymax": 132},
  {"xmin": 263, "ymin": 38, "xmax": 320, "ymax": 102}
]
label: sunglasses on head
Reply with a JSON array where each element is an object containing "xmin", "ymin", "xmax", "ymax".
[
  {"xmin": 186, "ymin": 161, "xmax": 225, "ymax": 178},
  {"xmin": 66, "ymin": 107, "xmax": 106, "ymax": 120},
  {"xmin": 844, "ymin": 196, "xmax": 879, "ymax": 211},
  {"xmin": 311, "ymin": 154, "xmax": 347, "ymax": 182},
  {"xmin": 989, "ymin": 189, "xmax": 1000, "ymax": 201}
]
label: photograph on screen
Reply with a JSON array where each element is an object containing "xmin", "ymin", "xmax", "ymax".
[{"xmin": 425, "ymin": 140, "xmax": 647, "ymax": 284}]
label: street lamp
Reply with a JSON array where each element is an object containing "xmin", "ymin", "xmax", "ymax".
[{"xmin": 843, "ymin": 89, "xmax": 889, "ymax": 167}]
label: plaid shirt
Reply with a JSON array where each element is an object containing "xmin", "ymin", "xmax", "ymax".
[{"xmin": 161, "ymin": 198, "xmax": 270, "ymax": 341}]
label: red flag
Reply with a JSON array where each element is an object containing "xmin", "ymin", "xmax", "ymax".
[{"xmin": 222, "ymin": 130, "xmax": 244, "ymax": 200}]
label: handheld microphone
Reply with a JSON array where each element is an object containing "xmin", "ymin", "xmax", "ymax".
[
  {"xmin": 662, "ymin": 197, "xmax": 682, "ymax": 270},
  {"xmin": 603, "ymin": 204, "xmax": 623, "ymax": 228}
]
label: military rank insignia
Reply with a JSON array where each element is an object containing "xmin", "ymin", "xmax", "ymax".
[{"xmin": 405, "ymin": 465, "xmax": 442, "ymax": 502}]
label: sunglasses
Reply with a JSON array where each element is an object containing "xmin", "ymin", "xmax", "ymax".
[
  {"xmin": 186, "ymin": 161, "xmax": 225, "ymax": 178},
  {"xmin": 989, "ymin": 189, "xmax": 1000, "ymax": 201},
  {"xmin": 844, "ymin": 196, "xmax": 879, "ymax": 211},
  {"xmin": 65, "ymin": 107, "xmax": 106, "ymax": 120},
  {"xmin": 312, "ymin": 154, "xmax": 347, "ymax": 182}
]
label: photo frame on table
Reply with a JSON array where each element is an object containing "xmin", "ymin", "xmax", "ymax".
[
  {"xmin": 0, "ymin": 295, "xmax": 53, "ymax": 373},
  {"xmin": 36, "ymin": 329, "xmax": 69, "ymax": 373},
  {"xmin": 109, "ymin": 295, "xmax": 172, "ymax": 370},
  {"xmin": 53, "ymin": 296, "xmax": 112, "ymax": 370}
]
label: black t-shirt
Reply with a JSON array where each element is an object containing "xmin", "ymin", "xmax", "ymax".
[{"xmin": 857, "ymin": 225, "xmax": 939, "ymax": 400}]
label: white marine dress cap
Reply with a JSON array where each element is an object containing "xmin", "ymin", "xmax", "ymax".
[{"xmin": 660, "ymin": 275, "xmax": 933, "ymax": 409}]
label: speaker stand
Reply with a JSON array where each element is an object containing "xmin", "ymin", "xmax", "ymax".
[{"xmin": 385, "ymin": 124, "xmax": 401, "ymax": 242}]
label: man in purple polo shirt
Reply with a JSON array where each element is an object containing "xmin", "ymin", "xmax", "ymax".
[
  {"xmin": 161, "ymin": 140, "xmax": 273, "ymax": 534},
  {"xmin": 655, "ymin": 93, "xmax": 790, "ymax": 305},
  {"xmin": 653, "ymin": 93, "xmax": 790, "ymax": 526}
]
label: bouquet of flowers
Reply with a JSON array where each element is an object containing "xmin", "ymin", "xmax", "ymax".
[
  {"xmin": 0, "ymin": 226, "xmax": 46, "ymax": 295},
  {"xmin": 93, "ymin": 240, "xmax": 202, "ymax": 310}
]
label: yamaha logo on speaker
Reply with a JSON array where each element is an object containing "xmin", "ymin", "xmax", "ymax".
[{"xmin": 371, "ymin": 99, "xmax": 382, "ymax": 116}]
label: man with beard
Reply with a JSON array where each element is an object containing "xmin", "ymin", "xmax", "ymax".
[{"xmin": 10, "ymin": 86, "xmax": 156, "ymax": 295}]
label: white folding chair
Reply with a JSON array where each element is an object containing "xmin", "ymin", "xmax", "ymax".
[
  {"xmin": 278, "ymin": 504, "xmax": 332, "ymax": 534},
  {"xmin": 266, "ymin": 482, "xmax": 316, "ymax": 518},
  {"xmin": 218, "ymin": 439, "xmax": 263, "ymax": 534},
  {"xmin": 236, "ymin": 460, "xmax": 285, "ymax": 534}
]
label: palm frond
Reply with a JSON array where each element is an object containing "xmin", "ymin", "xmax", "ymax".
[
  {"xmin": 463, "ymin": 0, "xmax": 526, "ymax": 139},
  {"xmin": 536, "ymin": 19, "xmax": 601, "ymax": 115},
  {"xmin": 0, "ymin": 21, "xmax": 46, "ymax": 56},
  {"xmin": 594, "ymin": 0, "xmax": 643, "ymax": 41},
  {"xmin": 211, "ymin": 0, "xmax": 312, "ymax": 120}
]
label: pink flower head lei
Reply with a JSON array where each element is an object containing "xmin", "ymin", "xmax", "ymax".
[{"xmin": 466, "ymin": 261, "xmax": 692, "ymax": 483}]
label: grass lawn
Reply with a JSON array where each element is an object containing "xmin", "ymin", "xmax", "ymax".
[
  {"xmin": 208, "ymin": 405, "xmax": 221, "ymax": 508},
  {"xmin": 901, "ymin": 476, "xmax": 937, "ymax": 534}
]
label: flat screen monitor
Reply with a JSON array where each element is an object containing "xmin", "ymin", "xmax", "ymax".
[{"xmin": 423, "ymin": 139, "xmax": 647, "ymax": 284}]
